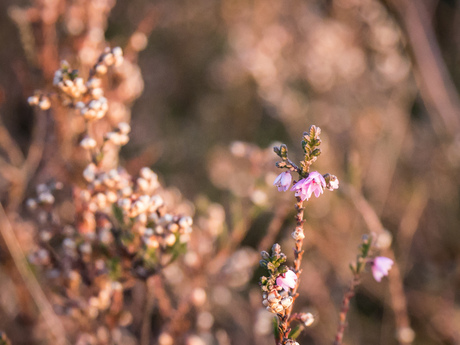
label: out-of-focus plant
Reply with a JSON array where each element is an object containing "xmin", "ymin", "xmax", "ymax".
[
  {"xmin": 27, "ymin": 48, "xmax": 193, "ymax": 344},
  {"xmin": 334, "ymin": 234, "xmax": 393, "ymax": 345}
]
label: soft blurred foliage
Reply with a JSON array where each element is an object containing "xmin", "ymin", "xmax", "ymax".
[{"xmin": 0, "ymin": 0, "xmax": 460, "ymax": 344}]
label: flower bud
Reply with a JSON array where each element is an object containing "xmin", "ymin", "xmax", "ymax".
[
  {"xmin": 300, "ymin": 312, "xmax": 315, "ymax": 326},
  {"xmin": 280, "ymin": 296, "xmax": 293, "ymax": 308},
  {"xmin": 80, "ymin": 137, "xmax": 97, "ymax": 150},
  {"xmin": 271, "ymin": 243, "xmax": 281, "ymax": 254}
]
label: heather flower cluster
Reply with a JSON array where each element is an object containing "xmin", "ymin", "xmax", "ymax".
[{"xmin": 273, "ymin": 126, "xmax": 339, "ymax": 203}]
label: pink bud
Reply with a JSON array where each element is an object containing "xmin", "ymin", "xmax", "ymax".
[{"xmin": 273, "ymin": 171, "xmax": 292, "ymax": 192}]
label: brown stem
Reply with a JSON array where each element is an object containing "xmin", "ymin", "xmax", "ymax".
[
  {"xmin": 292, "ymin": 197, "xmax": 306, "ymax": 274},
  {"xmin": 278, "ymin": 197, "xmax": 305, "ymax": 344},
  {"xmin": 334, "ymin": 275, "xmax": 360, "ymax": 345}
]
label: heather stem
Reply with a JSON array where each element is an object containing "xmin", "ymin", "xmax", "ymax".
[
  {"xmin": 278, "ymin": 196, "xmax": 305, "ymax": 344},
  {"xmin": 292, "ymin": 197, "xmax": 306, "ymax": 274},
  {"xmin": 334, "ymin": 275, "xmax": 360, "ymax": 345}
]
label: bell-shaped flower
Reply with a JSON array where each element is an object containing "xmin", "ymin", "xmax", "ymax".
[
  {"xmin": 328, "ymin": 175, "xmax": 339, "ymax": 191},
  {"xmin": 273, "ymin": 171, "xmax": 292, "ymax": 192},
  {"xmin": 276, "ymin": 269, "xmax": 297, "ymax": 291},
  {"xmin": 371, "ymin": 256, "xmax": 394, "ymax": 282},
  {"xmin": 291, "ymin": 171, "xmax": 326, "ymax": 201}
]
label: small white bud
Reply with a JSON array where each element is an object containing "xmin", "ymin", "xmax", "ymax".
[
  {"xmin": 80, "ymin": 137, "xmax": 97, "ymax": 150},
  {"xmin": 95, "ymin": 64, "xmax": 107, "ymax": 75},
  {"xmin": 280, "ymin": 296, "xmax": 293, "ymax": 308},
  {"xmin": 91, "ymin": 87, "xmax": 104, "ymax": 99},
  {"xmin": 26, "ymin": 198, "xmax": 37, "ymax": 210},
  {"xmin": 164, "ymin": 233, "xmax": 176, "ymax": 246},
  {"xmin": 83, "ymin": 163, "xmax": 97, "ymax": 182},
  {"xmin": 179, "ymin": 216, "xmax": 193, "ymax": 228},
  {"xmin": 28, "ymin": 96, "xmax": 39, "ymax": 105},
  {"xmin": 139, "ymin": 167, "xmax": 154, "ymax": 180},
  {"xmin": 118, "ymin": 122, "xmax": 131, "ymax": 134},
  {"xmin": 301, "ymin": 312, "xmax": 315, "ymax": 327},
  {"xmin": 79, "ymin": 242, "xmax": 92, "ymax": 255},
  {"xmin": 106, "ymin": 191, "xmax": 117, "ymax": 203},
  {"xmin": 103, "ymin": 53, "xmax": 115, "ymax": 66},
  {"xmin": 292, "ymin": 228, "xmax": 305, "ymax": 241},
  {"xmin": 137, "ymin": 178, "xmax": 150, "ymax": 192},
  {"xmin": 112, "ymin": 47, "xmax": 123, "ymax": 57},
  {"xmin": 38, "ymin": 192, "xmax": 55, "ymax": 204},
  {"xmin": 38, "ymin": 98, "xmax": 50, "ymax": 110}
]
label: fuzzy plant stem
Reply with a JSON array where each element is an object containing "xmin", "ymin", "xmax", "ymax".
[
  {"xmin": 277, "ymin": 196, "xmax": 306, "ymax": 344},
  {"xmin": 334, "ymin": 275, "xmax": 360, "ymax": 345}
]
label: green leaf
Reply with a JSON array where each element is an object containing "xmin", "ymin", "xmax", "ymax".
[
  {"xmin": 112, "ymin": 204, "xmax": 124, "ymax": 225},
  {"xmin": 289, "ymin": 324, "xmax": 304, "ymax": 339},
  {"xmin": 280, "ymin": 144, "xmax": 288, "ymax": 159},
  {"xmin": 312, "ymin": 148, "xmax": 321, "ymax": 157},
  {"xmin": 108, "ymin": 258, "xmax": 121, "ymax": 280},
  {"xmin": 261, "ymin": 251, "xmax": 270, "ymax": 261},
  {"xmin": 309, "ymin": 125, "xmax": 317, "ymax": 140},
  {"xmin": 349, "ymin": 263, "xmax": 356, "ymax": 274},
  {"xmin": 276, "ymin": 161, "xmax": 287, "ymax": 168},
  {"xmin": 267, "ymin": 262, "xmax": 276, "ymax": 271},
  {"xmin": 260, "ymin": 260, "xmax": 268, "ymax": 269},
  {"xmin": 273, "ymin": 316, "xmax": 280, "ymax": 340},
  {"xmin": 278, "ymin": 265, "xmax": 288, "ymax": 274}
]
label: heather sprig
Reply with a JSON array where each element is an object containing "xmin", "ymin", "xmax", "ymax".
[
  {"xmin": 334, "ymin": 234, "xmax": 394, "ymax": 345},
  {"xmin": 264, "ymin": 126, "xmax": 338, "ymax": 345}
]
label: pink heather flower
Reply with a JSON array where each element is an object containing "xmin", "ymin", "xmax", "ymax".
[
  {"xmin": 290, "ymin": 171, "xmax": 326, "ymax": 201},
  {"xmin": 372, "ymin": 256, "xmax": 394, "ymax": 282},
  {"xmin": 276, "ymin": 270, "xmax": 297, "ymax": 291},
  {"xmin": 273, "ymin": 171, "xmax": 292, "ymax": 192}
]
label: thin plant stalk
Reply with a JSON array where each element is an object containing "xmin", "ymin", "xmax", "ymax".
[{"xmin": 334, "ymin": 275, "xmax": 360, "ymax": 345}]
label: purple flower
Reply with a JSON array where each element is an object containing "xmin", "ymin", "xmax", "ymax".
[
  {"xmin": 274, "ymin": 171, "xmax": 292, "ymax": 192},
  {"xmin": 276, "ymin": 270, "xmax": 297, "ymax": 291},
  {"xmin": 372, "ymin": 256, "xmax": 394, "ymax": 282},
  {"xmin": 291, "ymin": 171, "xmax": 326, "ymax": 201}
]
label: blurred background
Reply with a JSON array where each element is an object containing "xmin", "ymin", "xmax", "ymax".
[{"xmin": 0, "ymin": 0, "xmax": 460, "ymax": 344}]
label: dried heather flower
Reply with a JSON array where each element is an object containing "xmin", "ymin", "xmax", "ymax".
[{"xmin": 371, "ymin": 256, "xmax": 394, "ymax": 282}]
